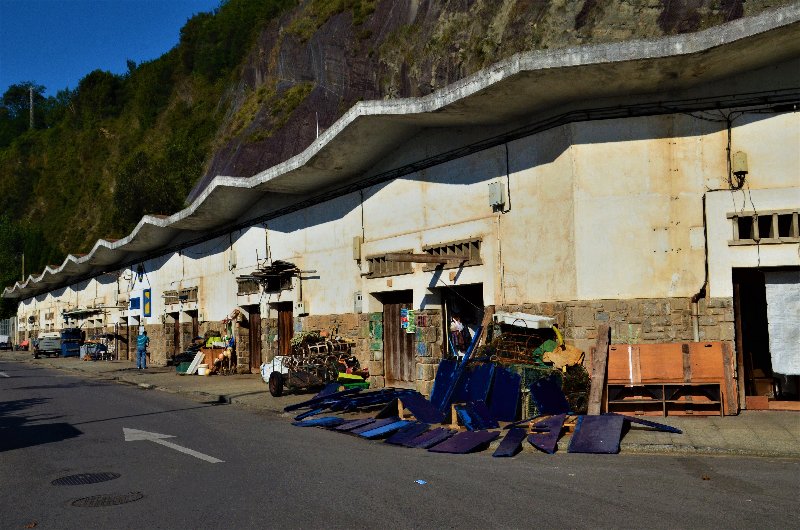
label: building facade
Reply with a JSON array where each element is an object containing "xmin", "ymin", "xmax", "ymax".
[{"xmin": 6, "ymin": 8, "xmax": 800, "ymax": 410}]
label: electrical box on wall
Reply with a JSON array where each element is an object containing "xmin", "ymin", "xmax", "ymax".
[
  {"xmin": 352, "ymin": 236, "xmax": 363, "ymax": 260},
  {"xmin": 488, "ymin": 180, "xmax": 507, "ymax": 209},
  {"xmin": 294, "ymin": 301, "xmax": 308, "ymax": 316},
  {"xmin": 354, "ymin": 291, "xmax": 363, "ymax": 313}
]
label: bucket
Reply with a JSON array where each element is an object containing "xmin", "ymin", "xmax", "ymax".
[{"xmin": 197, "ymin": 364, "xmax": 209, "ymax": 376}]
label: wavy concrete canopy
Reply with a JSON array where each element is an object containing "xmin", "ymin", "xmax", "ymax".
[{"xmin": 5, "ymin": 6, "xmax": 800, "ymax": 300}]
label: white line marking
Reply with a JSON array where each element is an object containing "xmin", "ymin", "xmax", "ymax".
[
  {"xmin": 123, "ymin": 428, "xmax": 223, "ymax": 463},
  {"xmin": 0, "ymin": 372, "xmax": 9, "ymax": 378}
]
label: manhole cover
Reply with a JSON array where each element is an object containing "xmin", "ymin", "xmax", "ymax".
[
  {"xmin": 52, "ymin": 472, "xmax": 121, "ymax": 486},
  {"xmin": 71, "ymin": 492, "xmax": 144, "ymax": 507}
]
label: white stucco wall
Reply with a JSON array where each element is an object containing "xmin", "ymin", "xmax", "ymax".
[{"xmin": 15, "ymin": 109, "xmax": 799, "ymax": 332}]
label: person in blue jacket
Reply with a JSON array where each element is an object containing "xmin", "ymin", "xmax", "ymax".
[{"xmin": 136, "ymin": 330, "xmax": 150, "ymax": 369}]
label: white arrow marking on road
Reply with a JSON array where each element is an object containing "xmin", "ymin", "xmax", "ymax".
[
  {"xmin": 123, "ymin": 428, "xmax": 223, "ymax": 463},
  {"xmin": 0, "ymin": 372, "xmax": 9, "ymax": 378}
]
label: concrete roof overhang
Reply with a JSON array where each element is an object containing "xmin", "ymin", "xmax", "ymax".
[{"xmin": 5, "ymin": 6, "xmax": 800, "ymax": 300}]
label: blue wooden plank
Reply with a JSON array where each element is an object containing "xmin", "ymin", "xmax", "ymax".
[
  {"xmin": 468, "ymin": 401, "xmax": 499, "ymax": 430},
  {"xmin": 463, "ymin": 363, "xmax": 495, "ymax": 403},
  {"xmin": 359, "ymin": 420, "xmax": 414, "ymax": 439},
  {"xmin": 404, "ymin": 427, "xmax": 456, "ymax": 449},
  {"xmin": 488, "ymin": 367, "xmax": 521, "ymax": 422},
  {"xmin": 385, "ymin": 423, "xmax": 430, "ymax": 445},
  {"xmin": 292, "ymin": 416, "xmax": 345, "ymax": 428},
  {"xmin": 604, "ymin": 412, "xmax": 683, "ymax": 434},
  {"xmin": 333, "ymin": 418, "xmax": 376, "ymax": 432},
  {"xmin": 428, "ymin": 360, "xmax": 456, "ymax": 410},
  {"xmin": 312, "ymin": 382, "xmax": 342, "ymax": 400},
  {"xmin": 399, "ymin": 393, "xmax": 445, "ymax": 424},
  {"xmin": 349, "ymin": 417, "xmax": 400, "ymax": 435},
  {"xmin": 434, "ymin": 326, "xmax": 483, "ymax": 413},
  {"xmin": 284, "ymin": 388, "xmax": 362, "ymax": 412},
  {"xmin": 493, "ymin": 428, "xmax": 527, "ymax": 457},
  {"xmin": 529, "ymin": 374, "xmax": 570, "ymax": 415},
  {"xmin": 568, "ymin": 415, "xmax": 624, "ymax": 454},
  {"xmin": 428, "ymin": 430, "xmax": 500, "ymax": 454},
  {"xmin": 293, "ymin": 408, "xmax": 325, "ymax": 421},
  {"xmin": 527, "ymin": 414, "xmax": 566, "ymax": 454}
]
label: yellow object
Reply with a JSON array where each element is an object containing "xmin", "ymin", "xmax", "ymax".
[
  {"xmin": 337, "ymin": 373, "xmax": 364, "ymax": 383},
  {"xmin": 552, "ymin": 325, "xmax": 564, "ymax": 347}
]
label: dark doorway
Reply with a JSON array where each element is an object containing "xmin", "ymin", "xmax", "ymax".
[
  {"xmin": 275, "ymin": 302, "xmax": 293, "ymax": 357},
  {"xmin": 440, "ymin": 283, "xmax": 484, "ymax": 358},
  {"xmin": 378, "ymin": 290, "xmax": 415, "ymax": 387},
  {"xmin": 733, "ymin": 268, "xmax": 800, "ymax": 408},
  {"xmin": 122, "ymin": 323, "xmax": 130, "ymax": 361},
  {"xmin": 170, "ymin": 313, "xmax": 180, "ymax": 357},
  {"xmin": 248, "ymin": 305, "xmax": 262, "ymax": 373},
  {"xmin": 191, "ymin": 311, "xmax": 199, "ymax": 339}
]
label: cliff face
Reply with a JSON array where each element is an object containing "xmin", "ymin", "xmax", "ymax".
[{"xmin": 192, "ymin": 0, "xmax": 791, "ymax": 201}]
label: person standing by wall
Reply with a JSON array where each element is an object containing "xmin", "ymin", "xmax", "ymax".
[{"xmin": 136, "ymin": 330, "xmax": 149, "ymax": 370}]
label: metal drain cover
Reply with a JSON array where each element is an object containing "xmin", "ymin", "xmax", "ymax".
[
  {"xmin": 72, "ymin": 492, "xmax": 144, "ymax": 507},
  {"xmin": 52, "ymin": 472, "xmax": 121, "ymax": 486}
]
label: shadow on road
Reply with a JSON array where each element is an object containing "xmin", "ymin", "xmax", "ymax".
[
  {"xmin": 0, "ymin": 397, "xmax": 83, "ymax": 452},
  {"xmin": 72, "ymin": 403, "xmax": 226, "ymax": 427}
]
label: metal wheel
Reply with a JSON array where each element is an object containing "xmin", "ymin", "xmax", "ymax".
[{"xmin": 268, "ymin": 371, "xmax": 284, "ymax": 397}]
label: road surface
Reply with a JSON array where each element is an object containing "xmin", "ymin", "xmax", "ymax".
[{"xmin": 1, "ymin": 361, "xmax": 798, "ymax": 529}]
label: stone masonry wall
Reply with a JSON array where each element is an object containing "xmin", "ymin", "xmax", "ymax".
[
  {"xmin": 499, "ymin": 297, "xmax": 735, "ymax": 355},
  {"xmin": 363, "ymin": 309, "xmax": 444, "ymax": 395},
  {"xmin": 303, "ymin": 312, "xmax": 370, "ymax": 368},
  {"xmin": 414, "ymin": 309, "xmax": 444, "ymax": 397}
]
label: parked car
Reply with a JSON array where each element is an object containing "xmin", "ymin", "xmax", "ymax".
[
  {"xmin": 0, "ymin": 335, "xmax": 11, "ymax": 350},
  {"xmin": 35, "ymin": 332, "xmax": 61, "ymax": 358}
]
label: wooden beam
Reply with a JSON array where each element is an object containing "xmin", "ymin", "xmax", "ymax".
[
  {"xmin": 587, "ymin": 323, "xmax": 611, "ymax": 416},
  {"xmin": 383, "ymin": 253, "xmax": 467, "ymax": 264}
]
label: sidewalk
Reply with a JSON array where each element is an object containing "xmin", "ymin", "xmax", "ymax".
[{"xmin": 4, "ymin": 351, "xmax": 799, "ymax": 458}]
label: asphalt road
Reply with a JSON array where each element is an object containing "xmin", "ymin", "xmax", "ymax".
[{"xmin": 1, "ymin": 361, "xmax": 798, "ymax": 529}]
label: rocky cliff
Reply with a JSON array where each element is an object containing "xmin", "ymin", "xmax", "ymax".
[{"xmin": 192, "ymin": 0, "xmax": 792, "ymax": 200}]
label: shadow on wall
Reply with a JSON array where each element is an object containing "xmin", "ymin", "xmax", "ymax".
[{"xmin": 250, "ymin": 106, "xmax": 778, "ymax": 236}]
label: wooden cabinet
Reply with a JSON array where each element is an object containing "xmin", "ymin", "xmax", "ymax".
[{"xmin": 606, "ymin": 382, "xmax": 723, "ymax": 416}]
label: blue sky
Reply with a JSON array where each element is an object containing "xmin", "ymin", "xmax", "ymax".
[{"xmin": 0, "ymin": 0, "xmax": 221, "ymax": 96}]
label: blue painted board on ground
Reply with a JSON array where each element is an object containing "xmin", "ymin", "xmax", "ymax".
[
  {"xmin": 385, "ymin": 422, "xmax": 430, "ymax": 445},
  {"xmin": 428, "ymin": 430, "xmax": 500, "ymax": 454},
  {"xmin": 604, "ymin": 412, "xmax": 682, "ymax": 434},
  {"xmin": 359, "ymin": 420, "xmax": 414, "ymax": 439},
  {"xmin": 294, "ymin": 408, "xmax": 325, "ymax": 421},
  {"xmin": 349, "ymin": 417, "xmax": 400, "ymax": 435},
  {"xmin": 527, "ymin": 413, "xmax": 566, "ymax": 454},
  {"xmin": 284, "ymin": 387, "xmax": 362, "ymax": 412},
  {"xmin": 568, "ymin": 415, "xmax": 625, "ymax": 454},
  {"xmin": 399, "ymin": 392, "xmax": 445, "ymax": 424},
  {"xmin": 493, "ymin": 427, "xmax": 528, "ymax": 457},
  {"xmin": 333, "ymin": 417, "xmax": 376, "ymax": 432},
  {"xmin": 292, "ymin": 416, "xmax": 345, "ymax": 428},
  {"xmin": 404, "ymin": 427, "xmax": 456, "ymax": 449}
]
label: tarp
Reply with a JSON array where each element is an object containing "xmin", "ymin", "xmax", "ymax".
[{"xmin": 764, "ymin": 271, "xmax": 800, "ymax": 375}]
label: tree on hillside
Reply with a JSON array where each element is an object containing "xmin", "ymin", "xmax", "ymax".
[{"xmin": 0, "ymin": 82, "xmax": 47, "ymax": 145}]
